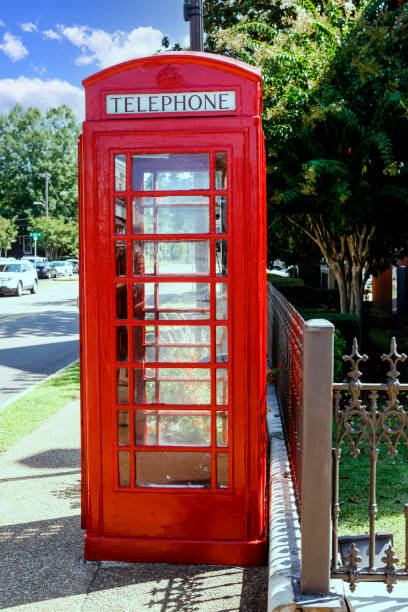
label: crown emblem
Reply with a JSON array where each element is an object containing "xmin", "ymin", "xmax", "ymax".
[{"xmin": 157, "ymin": 65, "xmax": 184, "ymax": 87}]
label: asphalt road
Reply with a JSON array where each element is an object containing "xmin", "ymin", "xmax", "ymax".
[{"xmin": 0, "ymin": 278, "xmax": 79, "ymax": 408}]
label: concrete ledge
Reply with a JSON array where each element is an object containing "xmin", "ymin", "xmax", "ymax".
[
  {"xmin": 267, "ymin": 384, "xmax": 300, "ymax": 612},
  {"xmin": 267, "ymin": 384, "xmax": 347, "ymax": 612}
]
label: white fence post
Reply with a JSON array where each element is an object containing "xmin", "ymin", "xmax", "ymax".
[{"xmin": 301, "ymin": 318, "xmax": 334, "ymax": 594}]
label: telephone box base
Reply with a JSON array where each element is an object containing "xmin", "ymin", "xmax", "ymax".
[{"xmin": 84, "ymin": 535, "xmax": 267, "ymax": 566}]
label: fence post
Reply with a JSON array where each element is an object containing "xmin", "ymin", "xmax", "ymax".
[{"xmin": 301, "ymin": 319, "xmax": 334, "ymax": 594}]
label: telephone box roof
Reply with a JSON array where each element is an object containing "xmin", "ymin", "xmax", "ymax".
[
  {"xmin": 82, "ymin": 51, "xmax": 262, "ymax": 88},
  {"xmin": 82, "ymin": 52, "xmax": 262, "ymax": 120}
]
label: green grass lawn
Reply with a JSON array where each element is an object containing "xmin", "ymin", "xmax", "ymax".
[
  {"xmin": 0, "ymin": 361, "xmax": 80, "ymax": 452},
  {"xmin": 337, "ymin": 316, "xmax": 408, "ymax": 564},
  {"xmin": 338, "ymin": 440, "xmax": 408, "ymax": 565}
]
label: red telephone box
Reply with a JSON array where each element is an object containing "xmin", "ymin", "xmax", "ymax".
[{"xmin": 79, "ymin": 52, "xmax": 267, "ymax": 565}]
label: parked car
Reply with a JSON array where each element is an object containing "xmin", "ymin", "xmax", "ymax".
[
  {"xmin": 268, "ymin": 262, "xmax": 291, "ymax": 277},
  {"xmin": 0, "ymin": 257, "xmax": 17, "ymax": 264},
  {"xmin": 0, "ymin": 260, "xmax": 38, "ymax": 296},
  {"xmin": 51, "ymin": 261, "xmax": 73, "ymax": 277},
  {"xmin": 36, "ymin": 260, "xmax": 57, "ymax": 279},
  {"xmin": 65, "ymin": 259, "xmax": 79, "ymax": 274},
  {"xmin": 22, "ymin": 256, "xmax": 47, "ymax": 265}
]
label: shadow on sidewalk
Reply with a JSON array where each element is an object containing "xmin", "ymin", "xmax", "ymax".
[
  {"xmin": 0, "ymin": 515, "xmax": 91, "ymax": 608},
  {"xmin": 0, "ymin": 514, "xmax": 268, "ymax": 610},
  {"xmin": 19, "ymin": 448, "xmax": 81, "ymax": 469}
]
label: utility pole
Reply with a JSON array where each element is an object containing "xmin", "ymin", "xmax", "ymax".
[
  {"xmin": 38, "ymin": 172, "xmax": 50, "ymax": 218},
  {"xmin": 184, "ymin": 0, "xmax": 203, "ymax": 52}
]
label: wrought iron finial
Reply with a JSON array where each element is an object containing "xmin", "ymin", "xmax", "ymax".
[
  {"xmin": 381, "ymin": 338, "xmax": 407, "ymax": 382},
  {"xmin": 382, "ymin": 545, "xmax": 399, "ymax": 570},
  {"xmin": 343, "ymin": 338, "xmax": 368, "ymax": 383},
  {"xmin": 382, "ymin": 545, "xmax": 399, "ymax": 593},
  {"xmin": 344, "ymin": 543, "xmax": 362, "ymax": 569},
  {"xmin": 345, "ymin": 543, "xmax": 362, "ymax": 592}
]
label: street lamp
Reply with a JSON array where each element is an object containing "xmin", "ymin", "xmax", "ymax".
[
  {"xmin": 184, "ymin": 0, "xmax": 203, "ymax": 51},
  {"xmin": 33, "ymin": 200, "xmax": 48, "ymax": 218}
]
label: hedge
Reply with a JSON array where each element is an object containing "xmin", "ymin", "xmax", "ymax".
[
  {"xmin": 268, "ymin": 275, "xmax": 339, "ymax": 310},
  {"xmin": 299, "ymin": 310, "xmax": 361, "ymax": 349}
]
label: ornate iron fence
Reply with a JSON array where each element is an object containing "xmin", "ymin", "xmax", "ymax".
[
  {"xmin": 331, "ymin": 337, "xmax": 408, "ymax": 593},
  {"xmin": 267, "ymin": 283, "xmax": 304, "ymax": 509}
]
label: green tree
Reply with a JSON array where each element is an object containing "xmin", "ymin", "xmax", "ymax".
[
  {"xmin": 28, "ymin": 217, "xmax": 78, "ymax": 261},
  {"xmin": 271, "ymin": 2, "xmax": 408, "ymax": 315},
  {"xmin": 0, "ymin": 105, "xmax": 80, "ymax": 222},
  {"xmin": 0, "ymin": 216, "xmax": 18, "ymax": 257},
  {"xmin": 203, "ymin": 0, "xmax": 288, "ymax": 52},
  {"xmin": 209, "ymin": 0, "xmax": 408, "ymax": 315}
]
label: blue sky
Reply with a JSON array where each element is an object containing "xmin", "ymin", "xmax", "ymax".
[{"xmin": 0, "ymin": 0, "xmax": 189, "ymax": 120}]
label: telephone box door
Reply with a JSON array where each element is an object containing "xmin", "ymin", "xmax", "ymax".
[{"xmin": 84, "ymin": 125, "xmax": 264, "ymax": 563}]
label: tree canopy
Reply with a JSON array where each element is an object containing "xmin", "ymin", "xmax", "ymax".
[
  {"xmin": 28, "ymin": 216, "xmax": 78, "ymax": 261},
  {"xmin": 0, "ymin": 105, "xmax": 80, "ymax": 224},
  {"xmin": 208, "ymin": 0, "xmax": 408, "ymax": 314},
  {"xmin": 0, "ymin": 217, "xmax": 18, "ymax": 257}
]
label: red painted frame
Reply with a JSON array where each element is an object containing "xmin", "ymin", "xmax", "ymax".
[{"xmin": 80, "ymin": 52, "xmax": 267, "ymax": 565}]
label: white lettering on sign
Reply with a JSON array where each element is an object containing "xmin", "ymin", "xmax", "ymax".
[{"xmin": 106, "ymin": 91, "xmax": 236, "ymax": 115}]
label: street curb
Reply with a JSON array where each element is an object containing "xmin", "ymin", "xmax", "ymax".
[
  {"xmin": 0, "ymin": 359, "xmax": 79, "ymax": 412},
  {"xmin": 267, "ymin": 384, "xmax": 299, "ymax": 612}
]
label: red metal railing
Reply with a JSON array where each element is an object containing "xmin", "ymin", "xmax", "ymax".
[{"xmin": 267, "ymin": 282, "xmax": 304, "ymax": 509}]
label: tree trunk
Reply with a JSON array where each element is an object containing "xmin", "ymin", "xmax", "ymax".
[
  {"xmin": 287, "ymin": 217, "xmax": 374, "ymax": 315},
  {"xmin": 350, "ymin": 268, "xmax": 362, "ymax": 316},
  {"xmin": 330, "ymin": 260, "xmax": 349, "ymax": 313}
]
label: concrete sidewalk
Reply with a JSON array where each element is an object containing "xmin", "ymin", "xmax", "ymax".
[{"xmin": 0, "ymin": 398, "xmax": 267, "ymax": 611}]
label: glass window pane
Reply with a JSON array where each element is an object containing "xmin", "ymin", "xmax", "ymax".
[
  {"xmin": 216, "ymin": 327, "xmax": 228, "ymax": 363},
  {"xmin": 133, "ymin": 241, "xmax": 210, "ymax": 276},
  {"xmin": 134, "ymin": 325, "xmax": 211, "ymax": 363},
  {"xmin": 117, "ymin": 367, "xmax": 129, "ymax": 404},
  {"xmin": 132, "ymin": 153, "xmax": 209, "ymax": 191},
  {"xmin": 215, "ymin": 196, "xmax": 227, "ymax": 233},
  {"xmin": 117, "ymin": 326, "xmax": 128, "ymax": 362},
  {"xmin": 114, "ymin": 197, "xmax": 127, "ymax": 234},
  {"xmin": 135, "ymin": 410, "xmax": 211, "ymax": 446},
  {"xmin": 132, "ymin": 197, "xmax": 209, "ymax": 234},
  {"xmin": 133, "ymin": 282, "xmax": 210, "ymax": 320},
  {"xmin": 118, "ymin": 410, "xmax": 129, "ymax": 445},
  {"xmin": 216, "ymin": 283, "xmax": 228, "ymax": 320},
  {"xmin": 118, "ymin": 451, "xmax": 130, "ymax": 487},
  {"xmin": 135, "ymin": 451, "xmax": 211, "ymax": 488},
  {"xmin": 115, "ymin": 154, "xmax": 126, "ymax": 191},
  {"xmin": 134, "ymin": 367, "xmax": 211, "ymax": 405},
  {"xmin": 216, "ymin": 411, "xmax": 228, "ymax": 447},
  {"xmin": 216, "ymin": 369, "xmax": 228, "ymax": 405},
  {"xmin": 116, "ymin": 283, "xmax": 127, "ymax": 320},
  {"xmin": 216, "ymin": 453, "xmax": 228, "ymax": 488},
  {"xmin": 216, "ymin": 240, "xmax": 227, "ymax": 277},
  {"xmin": 215, "ymin": 152, "xmax": 227, "ymax": 190},
  {"xmin": 115, "ymin": 241, "xmax": 127, "ymax": 277}
]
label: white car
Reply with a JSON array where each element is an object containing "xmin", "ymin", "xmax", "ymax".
[
  {"xmin": 51, "ymin": 261, "xmax": 73, "ymax": 277},
  {"xmin": 0, "ymin": 260, "xmax": 38, "ymax": 296}
]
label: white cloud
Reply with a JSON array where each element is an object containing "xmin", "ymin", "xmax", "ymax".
[
  {"xmin": 0, "ymin": 32, "xmax": 28, "ymax": 61},
  {"xmin": 75, "ymin": 55, "xmax": 94, "ymax": 66},
  {"xmin": 20, "ymin": 22, "xmax": 37, "ymax": 32},
  {"xmin": 43, "ymin": 29, "xmax": 60, "ymax": 40},
  {"xmin": 31, "ymin": 63, "xmax": 47, "ymax": 76},
  {"xmin": 0, "ymin": 20, "xmax": 5, "ymax": 28},
  {"xmin": 0, "ymin": 76, "xmax": 84, "ymax": 120},
  {"xmin": 58, "ymin": 25, "xmax": 163, "ymax": 69}
]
